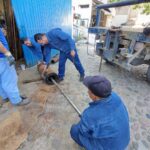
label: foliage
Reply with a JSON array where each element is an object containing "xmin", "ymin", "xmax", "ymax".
[
  {"xmin": 133, "ymin": 3, "xmax": 150, "ymax": 15},
  {"xmin": 109, "ymin": 0, "xmax": 121, "ymax": 2}
]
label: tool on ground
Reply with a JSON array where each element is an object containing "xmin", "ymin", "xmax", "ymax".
[
  {"xmin": 23, "ymin": 78, "xmax": 42, "ymax": 84},
  {"xmin": 38, "ymin": 62, "xmax": 81, "ymax": 116},
  {"xmin": 23, "ymin": 62, "xmax": 81, "ymax": 116},
  {"xmin": 51, "ymin": 78, "xmax": 81, "ymax": 117}
]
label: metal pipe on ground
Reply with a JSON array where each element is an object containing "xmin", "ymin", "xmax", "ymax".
[
  {"xmin": 51, "ymin": 78, "xmax": 81, "ymax": 116},
  {"xmin": 38, "ymin": 62, "xmax": 81, "ymax": 116},
  {"xmin": 23, "ymin": 62, "xmax": 81, "ymax": 116}
]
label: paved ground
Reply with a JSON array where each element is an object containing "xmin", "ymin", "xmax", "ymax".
[{"xmin": 0, "ymin": 42, "xmax": 150, "ymax": 150}]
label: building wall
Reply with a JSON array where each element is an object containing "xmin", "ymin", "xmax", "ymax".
[
  {"xmin": 73, "ymin": 0, "xmax": 92, "ymax": 27},
  {"xmin": 106, "ymin": 6, "xmax": 150, "ymax": 28}
]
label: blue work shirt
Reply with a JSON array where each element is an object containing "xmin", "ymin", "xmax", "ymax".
[
  {"xmin": 23, "ymin": 37, "xmax": 43, "ymax": 61},
  {"xmin": 78, "ymin": 92, "xmax": 130, "ymax": 150},
  {"xmin": 0, "ymin": 28, "xmax": 9, "ymax": 58},
  {"xmin": 44, "ymin": 28, "xmax": 75, "ymax": 64}
]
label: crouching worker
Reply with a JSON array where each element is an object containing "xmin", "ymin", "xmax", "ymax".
[
  {"xmin": 0, "ymin": 28, "xmax": 30, "ymax": 106},
  {"xmin": 70, "ymin": 75, "xmax": 130, "ymax": 150}
]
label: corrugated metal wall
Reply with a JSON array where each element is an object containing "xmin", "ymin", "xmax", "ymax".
[{"xmin": 11, "ymin": 0, "xmax": 72, "ymax": 67}]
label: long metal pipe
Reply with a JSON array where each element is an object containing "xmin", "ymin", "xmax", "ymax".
[
  {"xmin": 96, "ymin": 0, "xmax": 148, "ymax": 9},
  {"xmin": 37, "ymin": 62, "xmax": 81, "ymax": 116},
  {"xmin": 51, "ymin": 78, "xmax": 81, "ymax": 117}
]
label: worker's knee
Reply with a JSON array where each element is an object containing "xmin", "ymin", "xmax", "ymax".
[
  {"xmin": 70, "ymin": 124, "xmax": 84, "ymax": 147},
  {"xmin": 70, "ymin": 124, "xmax": 78, "ymax": 138}
]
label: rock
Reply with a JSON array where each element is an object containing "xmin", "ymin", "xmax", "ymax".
[
  {"xmin": 130, "ymin": 117, "xmax": 136, "ymax": 123},
  {"xmin": 144, "ymin": 96, "xmax": 150, "ymax": 101},
  {"xmin": 136, "ymin": 101, "xmax": 146, "ymax": 107},
  {"xmin": 142, "ymin": 131, "xmax": 147, "ymax": 136},
  {"xmin": 146, "ymin": 114, "xmax": 150, "ymax": 119},
  {"xmin": 142, "ymin": 140, "xmax": 149, "ymax": 149},
  {"xmin": 135, "ymin": 133, "xmax": 141, "ymax": 141},
  {"xmin": 130, "ymin": 141, "xmax": 139, "ymax": 150},
  {"xmin": 135, "ymin": 106, "xmax": 141, "ymax": 115},
  {"xmin": 147, "ymin": 135, "xmax": 150, "ymax": 142},
  {"xmin": 131, "ymin": 123, "xmax": 139, "ymax": 131}
]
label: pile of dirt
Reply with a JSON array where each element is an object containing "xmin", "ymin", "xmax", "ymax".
[{"xmin": 0, "ymin": 84, "xmax": 56, "ymax": 150}]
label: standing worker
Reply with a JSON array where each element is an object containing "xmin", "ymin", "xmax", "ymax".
[
  {"xmin": 70, "ymin": 75, "xmax": 130, "ymax": 150},
  {"xmin": 34, "ymin": 28, "xmax": 85, "ymax": 82},
  {"xmin": 0, "ymin": 28, "xmax": 29, "ymax": 106}
]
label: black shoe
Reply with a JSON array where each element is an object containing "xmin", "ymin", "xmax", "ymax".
[
  {"xmin": 16, "ymin": 98, "xmax": 30, "ymax": 106},
  {"xmin": 58, "ymin": 78, "xmax": 64, "ymax": 83},
  {"xmin": 79, "ymin": 75, "xmax": 85, "ymax": 82},
  {"xmin": 20, "ymin": 95, "xmax": 27, "ymax": 99}
]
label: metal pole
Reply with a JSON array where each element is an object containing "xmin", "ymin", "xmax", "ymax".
[
  {"xmin": 99, "ymin": 56, "xmax": 103, "ymax": 72},
  {"xmin": 51, "ymin": 78, "xmax": 81, "ymax": 117}
]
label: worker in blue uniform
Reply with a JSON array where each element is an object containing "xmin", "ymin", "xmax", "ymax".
[
  {"xmin": 70, "ymin": 75, "xmax": 130, "ymax": 150},
  {"xmin": 21, "ymin": 37, "xmax": 48, "ymax": 63},
  {"xmin": 0, "ymin": 28, "xmax": 30, "ymax": 106},
  {"xmin": 34, "ymin": 28, "xmax": 85, "ymax": 81}
]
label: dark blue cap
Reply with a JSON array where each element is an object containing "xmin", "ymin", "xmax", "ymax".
[{"xmin": 83, "ymin": 75, "xmax": 112, "ymax": 98}]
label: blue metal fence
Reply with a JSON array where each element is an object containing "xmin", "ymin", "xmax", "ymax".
[{"xmin": 11, "ymin": 0, "xmax": 72, "ymax": 67}]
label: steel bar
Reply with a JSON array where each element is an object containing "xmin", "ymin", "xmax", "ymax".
[{"xmin": 51, "ymin": 78, "xmax": 81, "ymax": 117}]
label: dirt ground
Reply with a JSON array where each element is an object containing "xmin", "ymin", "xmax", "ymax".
[{"xmin": 0, "ymin": 42, "xmax": 150, "ymax": 150}]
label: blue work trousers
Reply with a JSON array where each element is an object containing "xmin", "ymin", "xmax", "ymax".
[
  {"xmin": 70, "ymin": 124, "xmax": 83, "ymax": 147},
  {"xmin": 58, "ymin": 50, "xmax": 84, "ymax": 79},
  {"xmin": 0, "ymin": 58, "xmax": 22, "ymax": 104}
]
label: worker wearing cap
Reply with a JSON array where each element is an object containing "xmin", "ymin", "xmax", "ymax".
[
  {"xmin": 34, "ymin": 28, "xmax": 85, "ymax": 82},
  {"xmin": 70, "ymin": 75, "xmax": 130, "ymax": 150},
  {"xmin": 0, "ymin": 28, "xmax": 30, "ymax": 106}
]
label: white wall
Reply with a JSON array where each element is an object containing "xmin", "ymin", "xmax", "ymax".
[{"xmin": 73, "ymin": 0, "xmax": 92, "ymax": 27}]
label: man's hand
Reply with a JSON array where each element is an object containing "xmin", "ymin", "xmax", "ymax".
[
  {"xmin": 70, "ymin": 50, "xmax": 76, "ymax": 57},
  {"xmin": 5, "ymin": 51, "xmax": 15, "ymax": 66}
]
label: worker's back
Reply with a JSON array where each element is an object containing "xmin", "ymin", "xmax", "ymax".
[
  {"xmin": 79, "ymin": 92, "xmax": 130, "ymax": 150},
  {"xmin": 46, "ymin": 28, "xmax": 75, "ymax": 54}
]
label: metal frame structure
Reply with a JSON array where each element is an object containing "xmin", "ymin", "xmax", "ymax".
[{"xmin": 87, "ymin": 0, "xmax": 150, "ymax": 81}]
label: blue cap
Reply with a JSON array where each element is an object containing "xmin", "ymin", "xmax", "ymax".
[{"xmin": 83, "ymin": 75, "xmax": 112, "ymax": 98}]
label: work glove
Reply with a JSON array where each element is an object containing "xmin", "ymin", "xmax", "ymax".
[{"xmin": 5, "ymin": 51, "xmax": 15, "ymax": 66}]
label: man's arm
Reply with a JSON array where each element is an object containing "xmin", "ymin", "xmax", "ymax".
[
  {"xmin": 43, "ymin": 45, "xmax": 51, "ymax": 65},
  {"xmin": 33, "ymin": 45, "xmax": 44, "ymax": 61},
  {"xmin": 0, "ymin": 41, "xmax": 10, "ymax": 55},
  {"xmin": 0, "ymin": 42, "xmax": 15, "ymax": 65}
]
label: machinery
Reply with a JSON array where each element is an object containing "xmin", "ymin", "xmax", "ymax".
[{"xmin": 88, "ymin": 0, "xmax": 150, "ymax": 82}]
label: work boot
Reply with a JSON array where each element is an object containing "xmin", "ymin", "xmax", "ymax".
[
  {"xmin": 58, "ymin": 77, "xmax": 64, "ymax": 83},
  {"xmin": 79, "ymin": 75, "xmax": 85, "ymax": 82},
  {"xmin": 16, "ymin": 98, "xmax": 30, "ymax": 106},
  {"xmin": 20, "ymin": 95, "xmax": 27, "ymax": 99}
]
